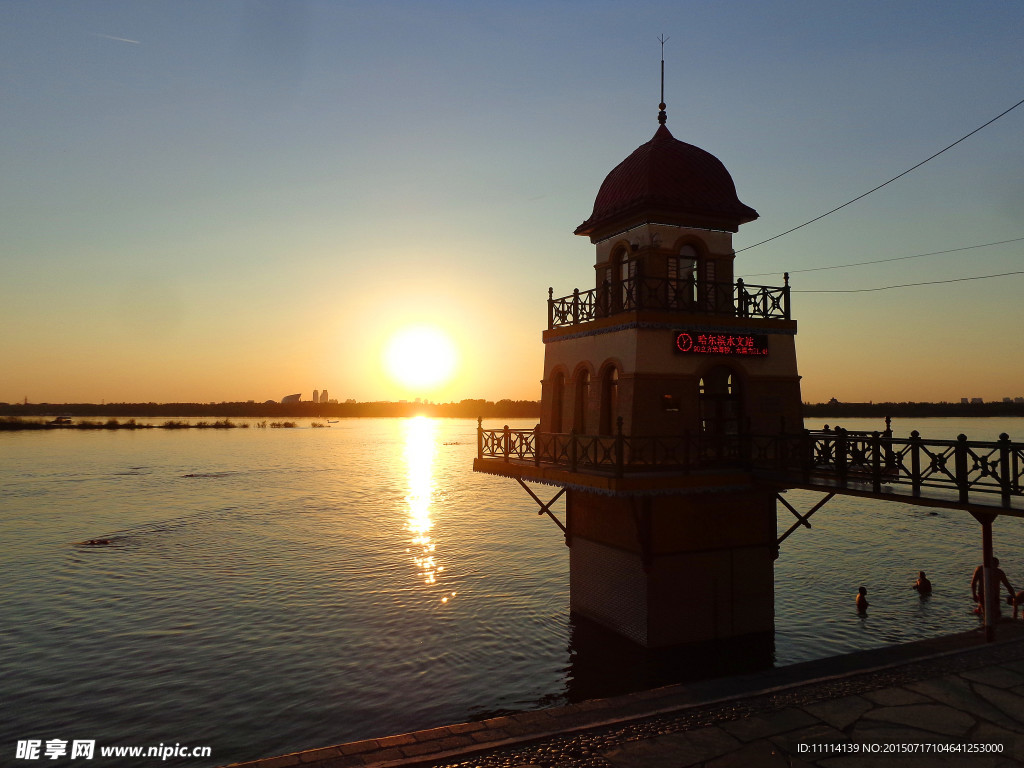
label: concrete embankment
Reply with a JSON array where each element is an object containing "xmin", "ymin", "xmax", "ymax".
[{"xmin": 226, "ymin": 624, "xmax": 1024, "ymax": 768}]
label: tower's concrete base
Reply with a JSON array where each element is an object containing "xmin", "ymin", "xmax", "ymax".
[{"xmin": 567, "ymin": 487, "xmax": 776, "ymax": 648}]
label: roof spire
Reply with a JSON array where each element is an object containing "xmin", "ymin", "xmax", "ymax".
[{"xmin": 658, "ymin": 34, "xmax": 669, "ymax": 125}]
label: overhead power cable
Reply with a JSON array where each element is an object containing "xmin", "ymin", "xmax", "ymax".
[
  {"xmin": 794, "ymin": 270, "xmax": 1024, "ymax": 293},
  {"xmin": 734, "ymin": 95, "xmax": 1024, "ymax": 255},
  {"xmin": 746, "ymin": 236, "xmax": 1024, "ymax": 278}
]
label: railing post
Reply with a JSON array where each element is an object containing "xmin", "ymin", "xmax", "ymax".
[
  {"xmin": 801, "ymin": 429, "xmax": 811, "ymax": 483},
  {"xmin": 836, "ymin": 427, "xmax": 848, "ymax": 488},
  {"xmin": 602, "ymin": 279, "xmax": 611, "ymax": 317},
  {"xmin": 883, "ymin": 415, "xmax": 895, "ymax": 472},
  {"xmin": 956, "ymin": 434, "xmax": 969, "ymax": 504},
  {"xmin": 547, "ymin": 287, "xmax": 554, "ymax": 329},
  {"xmin": 871, "ymin": 431, "xmax": 882, "ymax": 493},
  {"xmin": 569, "ymin": 427, "xmax": 578, "ymax": 472},
  {"xmin": 910, "ymin": 430, "xmax": 922, "ymax": 497},
  {"xmin": 615, "ymin": 416, "xmax": 624, "ymax": 478},
  {"xmin": 503, "ymin": 424, "xmax": 510, "ymax": 462},
  {"xmin": 477, "ymin": 416, "xmax": 483, "ymax": 459},
  {"xmin": 571, "ymin": 288, "xmax": 580, "ymax": 325},
  {"xmin": 999, "ymin": 433, "xmax": 1012, "ymax": 509},
  {"xmin": 736, "ymin": 278, "xmax": 747, "ymax": 318},
  {"xmin": 534, "ymin": 423, "xmax": 541, "ymax": 467},
  {"xmin": 783, "ymin": 272, "xmax": 791, "ymax": 320}
]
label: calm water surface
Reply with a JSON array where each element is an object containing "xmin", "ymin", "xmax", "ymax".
[{"xmin": 3, "ymin": 416, "xmax": 1023, "ymax": 765}]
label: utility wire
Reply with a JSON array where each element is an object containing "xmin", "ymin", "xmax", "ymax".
[
  {"xmin": 746, "ymin": 236, "xmax": 1024, "ymax": 278},
  {"xmin": 794, "ymin": 270, "xmax": 1024, "ymax": 293},
  {"xmin": 735, "ymin": 95, "xmax": 1024, "ymax": 255}
]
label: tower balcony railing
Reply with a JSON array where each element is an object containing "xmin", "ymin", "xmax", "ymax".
[
  {"xmin": 477, "ymin": 423, "xmax": 1024, "ymax": 509},
  {"xmin": 547, "ymin": 274, "xmax": 790, "ymax": 330}
]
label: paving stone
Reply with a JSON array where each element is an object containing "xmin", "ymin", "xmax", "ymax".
[
  {"xmin": 961, "ymin": 665, "xmax": 1024, "ymax": 689},
  {"xmin": 297, "ymin": 747, "xmax": 341, "ymax": 763},
  {"xmin": 819, "ymin": 755, "xmax": 1009, "ymax": 768},
  {"xmin": 602, "ymin": 728, "xmax": 740, "ymax": 768},
  {"xmin": 861, "ymin": 686, "xmax": 932, "ymax": 706},
  {"xmin": 803, "ymin": 694, "xmax": 874, "ymax": 731},
  {"xmin": 768, "ymin": 722, "xmax": 850, "ymax": 760},
  {"xmin": 970, "ymin": 721, "xmax": 1024, "ymax": 763},
  {"xmin": 354, "ymin": 746, "xmax": 404, "ymax": 764},
  {"xmin": 974, "ymin": 682, "xmax": 1024, "ymax": 726},
  {"xmin": 400, "ymin": 742, "xmax": 451, "ymax": 758},
  {"xmin": 470, "ymin": 728, "xmax": 510, "ymax": 743},
  {"xmin": 414, "ymin": 726, "xmax": 457, "ymax": 743},
  {"xmin": 337, "ymin": 742, "xmax": 378, "ymax": 756},
  {"xmin": 240, "ymin": 755, "xmax": 303, "ymax": 768},
  {"xmin": 704, "ymin": 740, "xmax": 791, "ymax": 768},
  {"xmin": 998, "ymin": 658, "xmax": 1024, "ymax": 676},
  {"xmin": 848, "ymin": 720, "xmax": 957, "ymax": 745},
  {"xmin": 446, "ymin": 721, "xmax": 487, "ymax": 734},
  {"xmin": 374, "ymin": 733, "xmax": 415, "ymax": 749},
  {"xmin": 719, "ymin": 707, "xmax": 819, "ymax": 742},
  {"xmin": 906, "ymin": 675, "xmax": 1024, "ymax": 733},
  {"xmin": 861, "ymin": 704, "xmax": 975, "ymax": 736}
]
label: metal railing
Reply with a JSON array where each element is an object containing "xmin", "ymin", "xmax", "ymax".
[
  {"xmin": 478, "ymin": 421, "xmax": 748, "ymax": 478},
  {"xmin": 547, "ymin": 274, "xmax": 790, "ymax": 329},
  {"xmin": 477, "ymin": 423, "xmax": 1024, "ymax": 508}
]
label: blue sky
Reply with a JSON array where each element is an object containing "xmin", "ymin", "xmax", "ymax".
[{"xmin": 2, "ymin": 1, "xmax": 1022, "ymax": 404}]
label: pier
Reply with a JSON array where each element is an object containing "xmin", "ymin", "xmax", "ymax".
[{"xmin": 475, "ymin": 425, "xmax": 1024, "ymax": 516}]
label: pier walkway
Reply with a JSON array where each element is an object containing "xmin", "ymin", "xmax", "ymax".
[
  {"xmin": 228, "ymin": 624, "xmax": 1024, "ymax": 768},
  {"xmin": 475, "ymin": 425, "xmax": 1024, "ymax": 515}
]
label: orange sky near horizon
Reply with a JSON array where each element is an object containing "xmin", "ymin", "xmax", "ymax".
[{"xmin": 2, "ymin": 3, "xmax": 1023, "ymax": 407}]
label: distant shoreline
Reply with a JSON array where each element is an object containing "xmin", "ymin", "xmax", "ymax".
[
  {"xmin": 802, "ymin": 401, "xmax": 1024, "ymax": 419},
  {"xmin": 0, "ymin": 400, "xmax": 542, "ymax": 420},
  {"xmin": 2, "ymin": 400, "xmax": 1023, "ymax": 421}
]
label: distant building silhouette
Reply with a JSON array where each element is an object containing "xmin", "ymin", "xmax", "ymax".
[
  {"xmin": 313, "ymin": 389, "xmax": 320, "ymax": 404},
  {"xmin": 321, "ymin": 389, "xmax": 328, "ymax": 404},
  {"xmin": 281, "ymin": 393, "xmax": 301, "ymax": 404}
]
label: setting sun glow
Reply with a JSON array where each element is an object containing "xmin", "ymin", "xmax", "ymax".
[{"xmin": 384, "ymin": 326, "xmax": 458, "ymax": 394}]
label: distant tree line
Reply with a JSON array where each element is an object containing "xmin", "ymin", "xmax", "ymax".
[
  {"xmin": 0, "ymin": 399, "xmax": 541, "ymax": 420},
  {"xmin": 803, "ymin": 401, "xmax": 1024, "ymax": 418}
]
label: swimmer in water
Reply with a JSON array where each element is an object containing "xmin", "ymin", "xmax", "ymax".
[{"xmin": 856, "ymin": 586, "xmax": 869, "ymax": 613}]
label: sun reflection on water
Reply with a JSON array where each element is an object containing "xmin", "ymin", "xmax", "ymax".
[{"xmin": 403, "ymin": 417, "xmax": 450, "ymax": 598}]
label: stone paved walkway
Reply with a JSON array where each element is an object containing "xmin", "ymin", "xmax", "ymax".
[{"xmin": 226, "ymin": 624, "xmax": 1024, "ymax": 768}]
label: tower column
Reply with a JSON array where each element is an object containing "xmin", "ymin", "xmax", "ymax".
[{"xmin": 568, "ymin": 488, "xmax": 776, "ymax": 647}]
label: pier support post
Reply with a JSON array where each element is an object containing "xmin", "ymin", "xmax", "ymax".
[{"xmin": 981, "ymin": 513, "xmax": 996, "ymax": 643}]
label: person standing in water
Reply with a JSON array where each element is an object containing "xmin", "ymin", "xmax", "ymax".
[
  {"xmin": 914, "ymin": 571, "xmax": 932, "ymax": 595},
  {"xmin": 971, "ymin": 557, "xmax": 1014, "ymax": 616},
  {"xmin": 856, "ymin": 586, "xmax": 869, "ymax": 613}
]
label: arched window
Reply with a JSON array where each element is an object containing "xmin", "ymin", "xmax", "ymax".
[
  {"xmin": 698, "ymin": 366, "xmax": 740, "ymax": 436},
  {"xmin": 668, "ymin": 244, "xmax": 698, "ymax": 309},
  {"xmin": 611, "ymin": 247, "xmax": 636, "ymax": 311},
  {"xmin": 550, "ymin": 371, "xmax": 565, "ymax": 433},
  {"xmin": 599, "ymin": 366, "xmax": 619, "ymax": 435},
  {"xmin": 574, "ymin": 370, "xmax": 591, "ymax": 434}
]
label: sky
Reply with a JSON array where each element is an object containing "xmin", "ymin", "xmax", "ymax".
[{"xmin": 2, "ymin": 1, "xmax": 1022, "ymax": 405}]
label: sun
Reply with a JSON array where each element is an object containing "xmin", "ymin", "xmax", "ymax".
[{"xmin": 384, "ymin": 325, "xmax": 458, "ymax": 393}]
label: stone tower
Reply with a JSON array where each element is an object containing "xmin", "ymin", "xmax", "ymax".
[{"xmin": 475, "ymin": 106, "xmax": 801, "ymax": 648}]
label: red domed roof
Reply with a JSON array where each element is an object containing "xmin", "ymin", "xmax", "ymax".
[{"xmin": 575, "ymin": 124, "xmax": 758, "ymax": 239}]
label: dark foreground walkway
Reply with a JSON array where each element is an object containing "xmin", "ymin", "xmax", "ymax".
[{"xmin": 228, "ymin": 624, "xmax": 1024, "ymax": 768}]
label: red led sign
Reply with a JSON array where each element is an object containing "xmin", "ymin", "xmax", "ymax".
[{"xmin": 674, "ymin": 331, "xmax": 769, "ymax": 357}]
